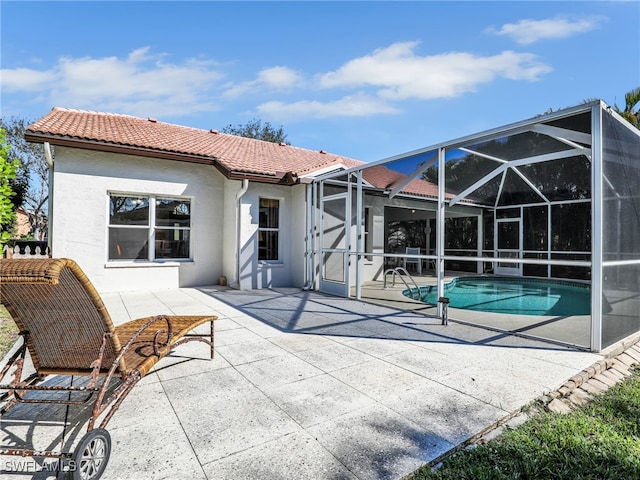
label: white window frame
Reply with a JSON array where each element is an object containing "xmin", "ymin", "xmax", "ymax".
[
  {"xmin": 107, "ymin": 192, "xmax": 193, "ymax": 263},
  {"xmin": 258, "ymin": 197, "xmax": 282, "ymax": 263}
]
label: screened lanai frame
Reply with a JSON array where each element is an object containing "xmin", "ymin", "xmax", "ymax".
[{"xmin": 310, "ymin": 101, "xmax": 640, "ymax": 352}]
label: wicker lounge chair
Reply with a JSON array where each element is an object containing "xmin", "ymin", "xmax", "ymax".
[{"xmin": 0, "ymin": 258, "xmax": 217, "ymax": 480}]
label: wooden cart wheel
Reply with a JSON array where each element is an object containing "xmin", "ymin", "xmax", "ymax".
[{"xmin": 72, "ymin": 428, "xmax": 111, "ymax": 480}]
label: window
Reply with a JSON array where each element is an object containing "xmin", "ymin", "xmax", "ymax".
[
  {"xmin": 109, "ymin": 196, "xmax": 149, "ymax": 260},
  {"xmin": 258, "ymin": 198, "xmax": 280, "ymax": 261},
  {"xmin": 364, "ymin": 208, "xmax": 373, "ymax": 261},
  {"xmin": 108, "ymin": 194, "xmax": 191, "ymax": 261},
  {"xmin": 154, "ymin": 198, "xmax": 191, "ymax": 259}
]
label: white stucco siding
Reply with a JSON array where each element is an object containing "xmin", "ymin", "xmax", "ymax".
[
  {"xmin": 289, "ymin": 185, "xmax": 308, "ymax": 287},
  {"xmin": 237, "ymin": 183, "xmax": 306, "ymax": 290},
  {"xmin": 222, "ymin": 180, "xmax": 244, "ymax": 287},
  {"xmin": 51, "ymin": 146, "xmax": 225, "ymax": 293}
]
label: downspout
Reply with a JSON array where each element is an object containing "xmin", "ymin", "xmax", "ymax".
[
  {"xmin": 303, "ymin": 183, "xmax": 314, "ymax": 290},
  {"xmin": 231, "ymin": 179, "xmax": 249, "ymax": 289},
  {"xmin": 44, "ymin": 142, "xmax": 54, "ymax": 254}
]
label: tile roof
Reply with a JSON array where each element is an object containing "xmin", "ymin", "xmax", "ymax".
[
  {"xmin": 26, "ymin": 107, "xmax": 442, "ymax": 198},
  {"xmin": 25, "ymin": 107, "xmax": 362, "ymax": 182},
  {"xmin": 362, "ymin": 165, "xmax": 442, "ymax": 199}
]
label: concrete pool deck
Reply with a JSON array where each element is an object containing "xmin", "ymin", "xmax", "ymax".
[
  {"xmin": 356, "ymin": 275, "xmax": 591, "ymax": 350},
  {"xmin": 1, "ymin": 286, "xmax": 602, "ymax": 480}
]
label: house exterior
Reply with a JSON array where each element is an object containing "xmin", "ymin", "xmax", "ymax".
[
  {"xmin": 23, "ymin": 103, "xmax": 640, "ymax": 352},
  {"xmin": 25, "ymin": 107, "xmax": 363, "ymax": 293},
  {"xmin": 22, "ymin": 107, "xmax": 492, "ymax": 295},
  {"xmin": 14, "ymin": 208, "xmax": 32, "ymax": 238}
]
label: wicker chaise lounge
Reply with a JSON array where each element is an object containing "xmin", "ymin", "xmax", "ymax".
[{"xmin": 0, "ymin": 258, "xmax": 217, "ymax": 480}]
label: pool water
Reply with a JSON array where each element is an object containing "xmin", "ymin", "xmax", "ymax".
[{"xmin": 405, "ymin": 276, "xmax": 591, "ymax": 316}]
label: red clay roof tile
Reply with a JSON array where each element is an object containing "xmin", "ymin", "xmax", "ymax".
[
  {"xmin": 26, "ymin": 107, "xmax": 362, "ymax": 179},
  {"xmin": 26, "ymin": 107, "xmax": 442, "ymax": 197}
]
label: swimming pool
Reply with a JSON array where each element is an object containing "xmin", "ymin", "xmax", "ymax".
[{"xmin": 404, "ymin": 276, "xmax": 591, "ymax": 316}]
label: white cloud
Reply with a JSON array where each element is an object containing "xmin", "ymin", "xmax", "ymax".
[
  {"xmin": 256, "ymin": 93, "xmax": 400, "ymax": 121},
  {"xmin": 320, "ymin": 41, "xmax": 552, "ymax": 100},
  {"xmin": 258, "ymin": 66, "xmax": 302, "ymax": 88},
  {"xmin": 1, "ymin": 47, "xmax": 225, "ymax": 117},
  {"xmin": 1, "ymin": 40, "xmax": 556, "ymax": 123},
  {"xmin": 224, "ymin": 66, "xmax": 302, "ymax": 98},
  {"xmin": 487, "ymin": 15, "xmax": 606, "ymax": 45},
  {"xmin": 0, "ymin": 67, "xmax": 58, "ymax": 92}
]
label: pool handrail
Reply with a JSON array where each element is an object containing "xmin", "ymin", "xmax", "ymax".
[{"xmin": 383, "ymin": 267, "xmax": 421, "ymax": 300}]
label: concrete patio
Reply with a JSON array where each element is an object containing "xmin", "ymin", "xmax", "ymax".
[{"xmin": 1, "ymin": 286, "xmax": 601, "ymax": 480}]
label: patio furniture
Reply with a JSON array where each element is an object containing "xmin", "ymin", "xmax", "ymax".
[
  {"xmin": 403, "ymin": 247, "xmax": 422, "ymax": 274},
  {"xmin": 0, "ymin": 258, "xmax": 217, "ymax": 480}
]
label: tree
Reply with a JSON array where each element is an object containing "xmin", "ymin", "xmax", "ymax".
[
  {"xmin": 0, "ymin": 116, "xmax": 49, "ymax": 239},
  {"xmin": 614, "ymin": 86, "xmax": 640, "ymax": 129},
  {"xmin": 221, "ymin": 118, "xmax": 290, "ymax": 144},
  {"xmin": 0, "ymin": 129, "xmax": 19, "ymax": 247}
]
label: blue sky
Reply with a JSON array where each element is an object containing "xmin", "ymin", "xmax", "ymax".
[{"xmin": 1, "ymin": 1, "xmax": 638, "ymax": 162}]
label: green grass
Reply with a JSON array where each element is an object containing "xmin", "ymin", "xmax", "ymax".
[
  {"xmin": 410, "ymin": 368, "xmax": 640, "ymax": 480},
  {"xmin": 0, "ymin": 304, "xmax": 19, "ymax": 358}
]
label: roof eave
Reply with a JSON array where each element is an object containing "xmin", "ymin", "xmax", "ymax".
[
  {"xmin": 24, "ymin": 132, "xmax": 218, "ymax": 166},
  {"xmin": 228, "ymin": 170, "xmax": 299, "ymax": 185},
  {"xmin": 25, "ymin": 131, "xmax": 303, "ymax": 186}
]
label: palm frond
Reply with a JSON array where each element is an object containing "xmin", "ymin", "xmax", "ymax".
[{"xmin": 624, "ymin": 87, "xmax": 640, "ymax": 113}]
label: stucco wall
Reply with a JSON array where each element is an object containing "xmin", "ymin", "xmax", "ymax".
[
  {"xmin": 237, "ymin": 183, "xmax": 307, "ymax": 290},
  {"xmin": 222, "ymin": 180, "xmax": 243, "ymax": 287},
  {"xmin": 51, "ymin": 147, "xmax": 225, "ymax": 293},
  {"xmin": 290, "ymin": 185, "xmax": 309, "ymax": 287}
]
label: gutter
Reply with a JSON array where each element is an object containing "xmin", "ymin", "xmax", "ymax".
[
  {"xmin": 228, "ymin": 170, "xmax": 298, "ymax": 185},
  {"xmin": 25, "ymin": 133, "xmax": 300, "ymax": 186},
  {"xmin": 44, "ymin": 142, "xmax": 54, "ymax": 253},
  {"xmin": 231, "ymin": 179, "xmax": 249, "ymax": 289},
  {"xmin": 24, "ymin": 133, "xmax": 218, "ymax": 166}
]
